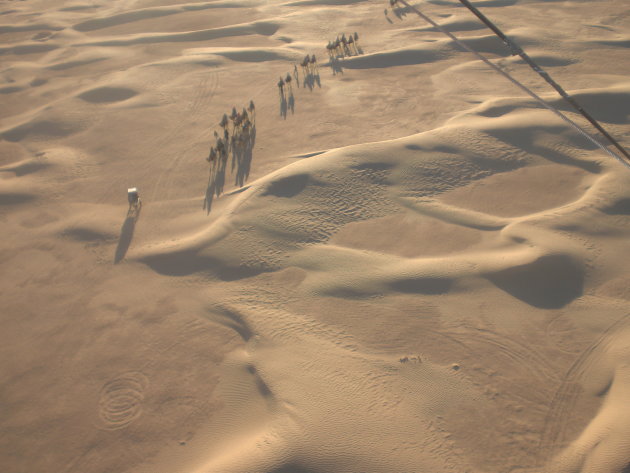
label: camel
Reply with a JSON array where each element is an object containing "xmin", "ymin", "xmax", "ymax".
[
  {"xmin": 240, "ymin": 117, "xmax": 252, "ymax": 143},
  {"xmin": 347, "ymin": 35, "xmax": 356, "ymax": 54},
  {"xmin": 285, "ymin": 72, "xmax": 292, "ymax": 91},
  {"xmin": 300, "ymin": 56, "xmax": 310, "ymax": 75},
  {"xmin": 216, "ymin": 138, "xmax": 228, "ymax": 162},
  {"xmin": 341, "ymin": 33, "xmax": 349, "ymax": 55},
  {"xmin": 229, "ymin": 109, "xmax": 242, "ymax": 134},
  {"xmin": 248, "ymin": 100, "xmax": 256, "ymax": 123},
  {"xmin": 207, "ymin": 146, "xmax": 217, "ymax": 164},
  {"xmin": 219, "ymin": 113, "xmax": 229, "ymax": 129},
  {"xmin": 326, "ymin": 41, "xmax": 335, "ymax": 58}
]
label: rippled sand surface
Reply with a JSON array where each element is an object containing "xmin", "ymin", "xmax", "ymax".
[{"xmin": 1, "ymin": 0, "xmax": 630, "ymax": 472}]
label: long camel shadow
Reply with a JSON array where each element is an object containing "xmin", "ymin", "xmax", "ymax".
[
  {"xmin": 114, "ymin": 203, "xmax": 141, "ymax": 264},
  {"xmin": 204, "ymin": 157, "xmax": 227, "ymax": 214},
  {"xmin": 279, "ymin": 89, "xmax": 287, "ymax": 118},
  {"xmin": 233, "ymin": 125, "xmax": 256, "ymax": 187},
  {"xmin": 288, "ymin": 92, "xmax": 295, "ymax": 114},
  {"xmin": 328, "ymin": 57, "xmax": 344, "ymax": 75}
]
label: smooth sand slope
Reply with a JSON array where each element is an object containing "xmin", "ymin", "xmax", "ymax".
[{"xmin": 1, "ymin": 0, "xmax": 630, "ymax": 472}]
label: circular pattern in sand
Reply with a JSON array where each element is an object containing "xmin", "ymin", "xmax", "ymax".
[{"xmin": 99, "ymin": 371, "xmax": 148, "ymax": 429}]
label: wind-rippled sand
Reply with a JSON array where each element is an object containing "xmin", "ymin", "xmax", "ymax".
[{"xmin": 1, "ymin": 0, "xmax": 630, "ymax": 472}]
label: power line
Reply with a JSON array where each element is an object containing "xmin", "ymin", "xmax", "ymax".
[
  {"xmin": 395, "ymin": 0, "xmax": 630, "ymax": 170},
  {"xmin": 457, "ymin": 0, "xmax": 630, "ymax": 163}
]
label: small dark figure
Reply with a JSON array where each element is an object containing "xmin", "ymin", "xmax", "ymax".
[
  {"xmin": 293, "ymin": 64, "xmax": 299, "ymax": 85},
  {"xmin": 310, "ymin": 54, "xmax": 317, "ymax": 70},
  {"xmin": 285, "ymin": 72, "xmax": 292, "ymax": 91},
  {"xmin": 353, "ymin": 31, "xmax": 360, "ymax": 52},
  {"xmin": 240, "ymin": 109, "xmax": 249, "ymax": 134},
  {"xmin": 207, "ymin": 146, "xmax": 217, "ymax": 163},
  {"xmin": 216, "ymin": 138, "xmax": 226, "ymax": 158},
  {"xmin": 219, "ymin": 113, "xmax": 229, "ymax": 129},
  {"xmin": 326, "ymin": 41, "xmax": 335, "ymax": 57},
  {"xmin": 127, "ymin": 188, "xmax": 140, "ymax": 206},
  {"xmin": 278, "ymin": 76, "xmax": 285, "ymax": 94},
  {"xmin": 348, "ymin": 35, "xmax": 355, "ymax": 54},
  {"xmin": 248, "ymin": 100, "xmax": 256, "ymax": 121},
  {"xmin": 233, "ymin": 111, "xmax": 242, "ymax": 131}
]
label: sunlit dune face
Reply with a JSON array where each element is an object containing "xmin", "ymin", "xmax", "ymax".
[
  {"xmin": 329, "ymin": 213, "xmax": 483, "ymax": 257},
  {"xmin": 439, "ymin": 164, "xmax": 593, "ymax": 217}
]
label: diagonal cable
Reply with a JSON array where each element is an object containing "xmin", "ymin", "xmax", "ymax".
[
  {"xmin": 457, "ymin": 0, "xmax": 630, "ymax": 162},
  {"xmin": 395, "ymin": 0, "xmax": 630, "ymax": 170}
]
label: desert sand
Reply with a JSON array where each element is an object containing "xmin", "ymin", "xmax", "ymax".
[{"xmin": 1, "ymin": 0, "xmax": 630, "ymax": 472}]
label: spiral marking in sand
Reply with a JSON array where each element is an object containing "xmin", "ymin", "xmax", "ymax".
[{"xmin": 99, "ymin": 371, "xmax": 148, "ymax": 430}]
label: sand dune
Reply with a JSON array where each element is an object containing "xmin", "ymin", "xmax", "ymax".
[
  {"xmin": 77, "ymin": 20, "xmax": 281, "ymax": 47},
  {"xmin": 1, "ymin": 0, "xmax": 630, "ymax": 472}
]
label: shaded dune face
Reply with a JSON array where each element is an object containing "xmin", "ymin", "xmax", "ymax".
[
  {"xmin": 390, "ymin": 276, "xmax": 453, "ymax": 294},
  {"xmin": 2, "ymin": 120, "xmax": 76, "ymax": 142},
  {"xmin": 602, "ymin": 197, "xmax": 630, "ymax": 215},
  {"xmin": 484, "ymin": 255, "xmax": 583, "ymax": 309},
  {"xmin": 78, "ymin": 87, "xmax": 138, "ymax": 103},
  {"xmin": 264, "ymin": 174, "xmax": 310, "ymax": 198},
  {"xmin": 0, "ymin": 192, "xmax": 36, "ymax": 205},
  {"xmin": 141, "ymin": 250, "xmax": 270, "ymax": 280}
]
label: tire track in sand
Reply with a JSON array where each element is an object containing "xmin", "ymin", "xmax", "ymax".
[
  {"xmin": 537, "ymin": 314, "xmax": 630, "ymax": 469},
  {"xmin": 149, "ymin": 67, "xmax": 219, "ymax": 202}
]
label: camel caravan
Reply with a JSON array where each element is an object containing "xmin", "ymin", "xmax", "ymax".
[
  {"xmin": 207, "ymin": 101, "xmax": 255, "ymax": 168},
  {"xmin": 278, "ymin": 53, "xmax": 320, "ymax": 97},
  {"xmin": 326, "ymin": 32, "xmax": 362, "ymax": 58},
  {"xmin": 205, "ymin": 100, "xmax": 256, "ymax": 196},
  {"xmin": 203, "ymin": 32, "xmax": 364, "ymax": 209}
]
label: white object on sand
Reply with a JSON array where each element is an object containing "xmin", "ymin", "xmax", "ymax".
[{"xmin": 127, "ymin": 187, "xmax": 139, "ymax": 205}]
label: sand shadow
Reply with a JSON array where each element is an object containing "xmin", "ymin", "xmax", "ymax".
[
  {"xmin": 233, "ymin": 125, "xmax": 256, "ymax": 187},
  {"xmin": 302, "ymin": 71, "xmax": 321, "ymax": 90},
  {"xmin": 329, "ymin": 57, "xmax": 343, "ymax": 75},
  {"xmin": 204, "ymin": 121, "xmax": 256, "ymax": 214},
  {"xmin": 204, "ymin": 157, "xmax": 227, "ymax": 214},
  {"xmin": 279, "ymin": 89, "xmax": 287, "ymax": 118},
  {"xmin": 288, "ymin": 92, "xmax": 295, "ymax": 114},
  {"xmin": 484, "ymin": 255, "xmax": 583, "ymax": 309},
  {"xmin": 114, "ymin": 203, "xmax": 141, "ymax": 263},
  {"xmin": 263, "ymin": 173, "xmax": 309, "ymax": 198},
  {"xmin": 392, "ymin": 5, "xmax": 412, "ymax": 19}
]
